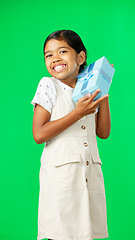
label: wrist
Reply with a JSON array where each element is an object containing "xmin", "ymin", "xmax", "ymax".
[{"xmin": 72, "ymin": 108, "xmax": 83, "ymax": 121}]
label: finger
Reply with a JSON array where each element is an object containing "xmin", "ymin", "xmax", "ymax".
[
  {"xmin": 79, "ymin": 93, "xmax": 92, "ymax": 102},
  {"xmin": 90, "ymin": 89, "xmax": 101, "ymax": 101},
  {"xmin": 94, "ymin": 94, "xmax": 109, "ymax": 107},
  {"xmin": 107, "ymin": 60, "xmax": 114, "ymax": 67}
]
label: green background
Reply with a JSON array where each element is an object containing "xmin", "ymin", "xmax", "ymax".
[{"xmin": 0, "ymin": 0, "xmax": 135, "ymax": 239}]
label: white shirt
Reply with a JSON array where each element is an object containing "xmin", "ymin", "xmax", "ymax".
[{"xmin": 31, "ymin": 77, "xmax": 99, "ymax": 114}]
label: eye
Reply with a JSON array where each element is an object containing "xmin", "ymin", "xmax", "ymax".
[
  {"xmin": 60, "ymin": 50, "xmax": 67, "ymax": 54},
  {"xmin": 45, "ymin": 54, "xmax": 52, "ymax": 58}
]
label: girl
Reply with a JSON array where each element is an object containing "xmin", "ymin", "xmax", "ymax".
[{"xmin": 31, "ymin": 30, "xmax": 111, "ymax": 240}]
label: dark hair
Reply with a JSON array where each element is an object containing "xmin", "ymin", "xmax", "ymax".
[{"xmin": 43, "ymin": 30, "xmax": 87, "ymax": 72}]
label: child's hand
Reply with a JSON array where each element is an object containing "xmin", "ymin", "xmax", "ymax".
[{"xmin": 74, "ymin": 89, "xmax": 109, "ymax": 118}]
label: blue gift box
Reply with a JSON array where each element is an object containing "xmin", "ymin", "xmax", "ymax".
[{"xmin": 72, "ymin": 56, "xmax": 115, "ymax": 102}]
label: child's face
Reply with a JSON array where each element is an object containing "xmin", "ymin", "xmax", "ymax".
[{"xmin": 44, "ymin": 39, "xmax": 85, "ymax": 87}]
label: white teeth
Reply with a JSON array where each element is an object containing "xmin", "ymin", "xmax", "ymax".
[{"xmin": 54, "ymin": 65, "xmax": 66, "ymax": 71}]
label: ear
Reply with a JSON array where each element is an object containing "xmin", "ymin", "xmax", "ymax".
[{"xmin": 77, "ymin": 51, "xmax": 86, "ymax": 66}]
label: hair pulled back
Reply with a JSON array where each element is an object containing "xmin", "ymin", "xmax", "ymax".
[{"xmin": 43, "ymin": 30, "xmax": 87, "ymax": 72}]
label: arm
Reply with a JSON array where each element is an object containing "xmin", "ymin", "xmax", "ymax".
[
  {"xmin": 95, "ymin": 97, "xmax": 111, "ymax": 139},
  {"xmin": 33, "ymin": 104, "xmax": 81, "ymax": 144},
  {"xmin": 32, "ymin": 89, "xmax": 108, "ymax": 144}
]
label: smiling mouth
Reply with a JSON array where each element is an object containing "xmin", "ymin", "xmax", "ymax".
[{"xmin": 53, "ymin": 64, "xmax": 67, "ymax": 73}]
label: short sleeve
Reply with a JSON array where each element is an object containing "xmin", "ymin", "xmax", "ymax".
[{"xmin": 31, "ymin": 77, "xmax": 56, "ymax": 113}]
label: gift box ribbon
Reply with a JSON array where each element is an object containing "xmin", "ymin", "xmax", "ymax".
[{"xmin": 76, "ymin": 67, "xmax": 111, "ymax": 84}]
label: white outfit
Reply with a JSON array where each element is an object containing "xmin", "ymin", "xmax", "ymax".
[
  {"xmin": 31, "ymin": 77, "xmax": 109, "ymax": 240},
  {"xmin": 31, "ymin": 77, "xmax": 99, "ymax": 114}
]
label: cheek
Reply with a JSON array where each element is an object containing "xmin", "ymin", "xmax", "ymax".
[
  {"xmin": 71, "ymin": 56, "xmax": 79, "ymax": 68},
  {"xmin": 74, "ymin": 62, "xmax": 78, "ymax": 68},
  {"xmin": 68, "ymin": 56, "xmax": 77, "ymax": 68},
  {"xmin": 70, "ymin": 61, "xmax": 78, "ymax": 70},
  {"xmin": 45, "ymin": 61, "xmax": 51, "ymax": 71}
]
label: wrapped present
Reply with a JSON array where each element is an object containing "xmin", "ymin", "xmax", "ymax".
[{"xmin": 72, "ymin": 56, "xmax": 115, "ymax": 102}]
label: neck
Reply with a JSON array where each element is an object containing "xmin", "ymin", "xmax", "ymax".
[{"xmin": 59, "ymin": 77, "xmax": 77, "ymax": 89}]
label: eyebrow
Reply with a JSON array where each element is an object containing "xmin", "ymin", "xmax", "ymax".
[{"xmin": 44, "ymin": 47, "xmax": 69, "ymax": 55}]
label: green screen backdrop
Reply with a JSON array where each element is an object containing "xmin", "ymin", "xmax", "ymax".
[{"xmin": 0, "ymin": 0, "xmax": 135, "ymax": 239}]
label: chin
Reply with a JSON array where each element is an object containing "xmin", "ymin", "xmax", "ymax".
[{"xmin": 52, "ymin": 73, "xmax": 68, "ymax": 80}]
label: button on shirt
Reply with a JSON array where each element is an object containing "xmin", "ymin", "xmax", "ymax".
[
  {"xmin": 84, "ymin": 142, "xmax": 88, "ymax": 147},
  {"xmin": 81, "ymin": 125, "xmax": 86, "ymax": 130}
]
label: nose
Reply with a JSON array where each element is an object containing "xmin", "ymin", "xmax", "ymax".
[
  {"xmin": 52, "ymin": 53, "xmax": 61, "ymax": 63},
  {"xmin": 52, "ymin": 58, "xmax": 61, "ymax": 63}
]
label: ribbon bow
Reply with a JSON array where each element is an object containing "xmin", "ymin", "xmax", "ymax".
[{"xmin": 76, "ymin": 64, "xmax": 112, "ymax": 84}]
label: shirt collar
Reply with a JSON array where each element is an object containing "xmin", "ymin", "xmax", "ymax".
[{"xmin": 56, "ymin": 78, "xmax": 74, "ymax": 90}]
